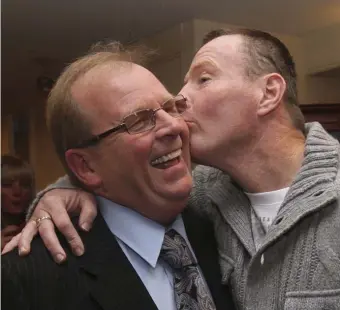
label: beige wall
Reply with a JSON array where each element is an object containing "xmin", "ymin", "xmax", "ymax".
[
  {"xmin": 305, "ymin": 76, "xmax": 340, "ymax": 104},
  {"xmin": 149, "ymin": 56, "xmax": 182, "ymax": 94},
  {"xmin": 29, "ymin": 100, "xmax": 65, "ymax": 191},
  {"xmin": 139, "ymin": 21, "xmax": 195, "ymax": 93},
  {"xmin": 2, "ymin": 99, "xmax": 64, "ymax": 190},
  {"xmin": 303, "ymin": 23, "xmax": 340, "ymax": 74},
  {"xmin": 302, "ymin": 23, "xmax": 340, "ymax": 104}
]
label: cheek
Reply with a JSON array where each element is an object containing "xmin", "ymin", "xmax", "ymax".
[
  {"xmin": 128, "ymin": 138, "xmax": 152, "ymax": 163},
  {"xmin": 106, "ymin": 137, "xmax": 152, "ymax": 175},
  {"xmin": 21, "ymin": 189, "xmax": 32, "ymax": 202},
  {"xmin": 1, "ymin": 191, "xmax": 14, "ymax": 212},
  {"xmin": 193, "ymin": 91, "xmax": 227, "ymax": 126},
  {"xmin": 191, "ymin": 81, "xmax": 229, "ymax": 117},
  {"xmin": 202, "ymin": 84, "xmax": 257, "ymax": 121},
  {"xmin": 1, "ymin": 189, "xmax": 12, "ymax": 200}
]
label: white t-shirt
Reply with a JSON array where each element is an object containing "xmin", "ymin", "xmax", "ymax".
[{"xmin": 245, "ymin": 187, "xmax": 289, "ymax": 233}]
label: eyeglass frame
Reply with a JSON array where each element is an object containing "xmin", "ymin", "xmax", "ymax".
[{"xmin": 72, "ymin": 94, "xmax": 188, "ymax": 149}]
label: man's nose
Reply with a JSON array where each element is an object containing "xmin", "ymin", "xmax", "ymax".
[
  {"xmin": 11, "ymin": 181, "xmax": 23, "ymax": 195},
  {"xmin": 154, "ymin": 110, "xmax": 183, "ymax": 138},
  {"xmin": 178, "ymin": 87, "xmax": 192, "ymax": 111}
]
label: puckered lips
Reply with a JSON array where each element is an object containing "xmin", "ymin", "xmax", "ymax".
[{"xmin": 150, "ymin": 149, "xmax": 182, "ymax": 169}]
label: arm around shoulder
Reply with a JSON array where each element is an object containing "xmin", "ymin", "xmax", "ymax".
[{"xmin": 26, "ymin": 175, "xmax": 78, "ymax": 220}]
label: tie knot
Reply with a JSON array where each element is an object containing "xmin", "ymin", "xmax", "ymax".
[{"xmin": 160, "ymin": 229, "xmax": 197, "ymax": 270}]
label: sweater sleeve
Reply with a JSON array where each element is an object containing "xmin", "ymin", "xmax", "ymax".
[{"xmin": 26, "ymin": 175, "xmax": 77, "ymax": 220}]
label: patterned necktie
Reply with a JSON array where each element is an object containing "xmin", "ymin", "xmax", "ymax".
[{"xmin": 160, "ymin": 229, "xmax": 216, "ymax": 310}]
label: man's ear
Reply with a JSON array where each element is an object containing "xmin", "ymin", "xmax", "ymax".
[
  {"xmin": 257, "ymin": 73, "xmax": 286, "ymax": 117},
  {"xmin": 65, "ymin": 149, "xmax": 102, "ymax": 188}
]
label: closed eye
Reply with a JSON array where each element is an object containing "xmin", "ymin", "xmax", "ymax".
[{"xmin": 198, "ymin": 76, "xmax": 211, "ymax": 84}]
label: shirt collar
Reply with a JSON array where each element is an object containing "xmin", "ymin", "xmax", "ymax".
[{"xmin": 97, "ymin": 196, "xmax": 186, "ymax": 268}]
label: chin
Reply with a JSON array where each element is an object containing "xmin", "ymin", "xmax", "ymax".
[
  {"xmin": 170, "ymin": 180, "xmax": 192, "ymax": 200},
  {"xmin": 189, "ymin": 148, "xmax": 205, "ymax": 166},
  {"xmin": 156, "ymin": 182, "xmax": 191, "ymax": 202},
  {"xmin": 190, "ymin": 141, "xmax": 217, "ymax": 167}
]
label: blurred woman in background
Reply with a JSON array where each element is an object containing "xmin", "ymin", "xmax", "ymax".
[{"xmin": 1, "ymin": 154, "xmax": 34, "ymax": 250}]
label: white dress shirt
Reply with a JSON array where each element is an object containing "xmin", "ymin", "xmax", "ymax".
[{"xmin": 97, "ymin": 196, "xmax": 198, "ymax": 310}]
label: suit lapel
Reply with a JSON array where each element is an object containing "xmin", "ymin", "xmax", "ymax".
[
  {"xmin": 77, "ymin": 214, "xmax": 158, "ymax": 310},
  {"xmin": 182, "ymin": 209, "xmax": 235, "ymax": 310}
]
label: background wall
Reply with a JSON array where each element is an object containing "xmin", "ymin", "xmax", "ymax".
[
  {"xmin": 303, "ymin": 23, "xmax": 340, "ymax": 74},
  {"xmin": 29, "ymin": 101, "xmax": 64, "ymax": 190},
  {"xmin": 1, "ymin": 115, "xmax": 13, "ymax": 155},
  {"xmin": 303, "ymin": 23, "xmax": 340, "ymax": 104},
  {"xmin": 140, "ymin": 21, "xmax": 195, "ymax": 94}
]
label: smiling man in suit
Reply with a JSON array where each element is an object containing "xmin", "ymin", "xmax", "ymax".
[{"xmin": 1, "ymin": 42, "xmax": 235, "ymax": 310}]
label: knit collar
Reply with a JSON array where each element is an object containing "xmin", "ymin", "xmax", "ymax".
[
  {"xmin": 205, "ymin": 122, "xmax": 339, "ymax": 256},
  {"xmin": 284, "ymin": 122, "xmax": 339, "ymax": 205}
]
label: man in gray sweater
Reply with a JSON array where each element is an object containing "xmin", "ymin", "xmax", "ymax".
[{"xmin": 5, "ymin": 29, "xmax": 340, "ymax": 309}]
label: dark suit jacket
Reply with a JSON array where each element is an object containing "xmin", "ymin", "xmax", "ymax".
[{"xmin": 2, "ymin": 209, "xmax": 235, "ymax": 310}]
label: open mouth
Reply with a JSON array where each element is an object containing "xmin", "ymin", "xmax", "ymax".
[{"xmin": 151, "ymin": 149, "xmax": 182, "ymax": 169}]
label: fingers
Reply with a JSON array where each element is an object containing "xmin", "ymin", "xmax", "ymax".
[
  {"xmin": 78, "ymin": 192, "xmax": 97, "ymax": 231},
  {"xmin": 49, "ymin": 207, "xmax": 84, "ymax": 257},
  {"xmin": 31, "ymin": 190, "xmax": 85, "ymax": 260},
  {"xmin": 17, "ymin": 220, "xmax": 38, "ymax": 256},
  {"xmin": 36, "ymin": 212, "xmax": 68, "ymax": 263},
  {"xmin": 2, "ymin": 233, "xmax": 21, "ymax": 254},
  {"xmin": 19, "ymin": 188, "xmax": 93, "ymax": 262},
  {"xmin": 26, "ymin": 204, "xmax": 69, "ymax": 263},
  {"xmin": 2, "ymin": 226, "xmax": 24, "ymax": 254}
]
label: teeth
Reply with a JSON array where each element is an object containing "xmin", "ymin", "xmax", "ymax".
[{"xmin": 151, "ymin": 149, "xmax": 182, "ymax": 166}]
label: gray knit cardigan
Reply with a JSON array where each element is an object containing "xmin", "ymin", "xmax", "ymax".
[{"xmin": 190, "ymin": 122, "xmax": 340, "ymax": 309}]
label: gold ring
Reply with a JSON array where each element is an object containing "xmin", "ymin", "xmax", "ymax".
[{"xmin": 35, "ymin": 216, "xmax": 52, "ymax": 228}]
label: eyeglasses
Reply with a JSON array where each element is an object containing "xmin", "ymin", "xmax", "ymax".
[{"xmin": 74, "ymin": 94, "xmax": 188, "ymax": 148}]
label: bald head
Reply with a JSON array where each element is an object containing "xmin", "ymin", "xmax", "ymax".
[{"xmin": 46, "ymin": 42, "xmax": 157, "ymax": 184}]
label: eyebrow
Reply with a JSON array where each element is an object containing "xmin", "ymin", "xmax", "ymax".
[
  {"xmin": 184, "ymin": 61, "xmax": 219, "ymax": 84},
  {"xmin": 124, "ymin": 94, "xmax": 175, "ymax": 115}
]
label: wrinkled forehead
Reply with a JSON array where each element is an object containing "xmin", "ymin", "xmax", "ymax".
[
  {"xmin": 113, "ymin": 64, "xmax": 172, "ymax": 110},
  {"xmin": 72, "ymin": 62, "xmax": 172, "ymax": 122},
  {"xmin": 74, "ymin": 62, "xmax": 165, "ymax": 94}
]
